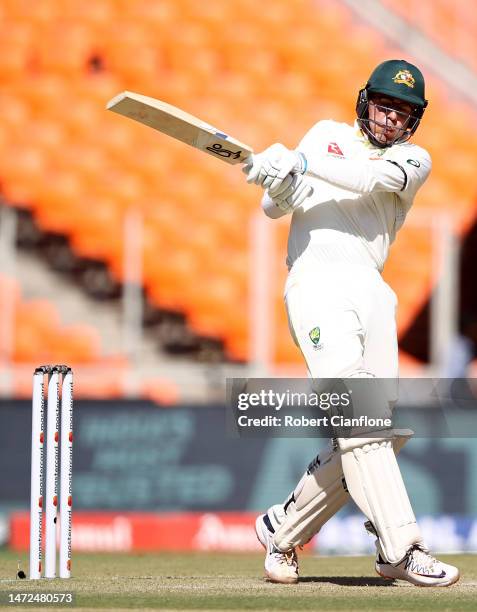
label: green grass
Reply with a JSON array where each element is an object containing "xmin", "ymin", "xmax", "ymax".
[{"xmin": 0, "ymin": 550, "xmax": 475, "ymax": 610}]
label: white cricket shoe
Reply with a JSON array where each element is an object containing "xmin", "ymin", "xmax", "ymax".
[
  {"xmin": 376, "ymin": 545, "xmax": 460, "ymax": 587},
  {"xmin": 255, "ymin": 514, "xmax": 299, "ymax": 584}
]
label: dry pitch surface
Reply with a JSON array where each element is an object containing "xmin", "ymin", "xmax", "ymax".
[{"xmin": 0, "ymin": 550, "xmax": 476, "ymax": 610}]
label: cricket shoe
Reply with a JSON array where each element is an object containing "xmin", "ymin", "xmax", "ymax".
[
  {"xmin": 255, "ymin": 514, "xmax": 298, "ymax": 584},
  {"xmin": 375, "ymin": 545, "xmax": 460, "ymax": 587}
]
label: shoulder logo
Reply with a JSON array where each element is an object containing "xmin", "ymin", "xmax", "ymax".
[
  {"xmin": 407, "ymin": 159, "xmax": 420, "ymax": 167},
  {"xmin": 309, "ymin": 326, "xmax": 321, "ymax": 349},
  {"xmin": 327, "ymin": 142, "xmax": 344, "ymax": 156},
  {"xmin": 393, "ymin": 69, "xmax": 415, "ymax": 88}
]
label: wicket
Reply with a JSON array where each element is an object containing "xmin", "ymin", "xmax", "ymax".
[{"xmin": 29, "ymin": 365, "xmax": 73, "ymax": 580}]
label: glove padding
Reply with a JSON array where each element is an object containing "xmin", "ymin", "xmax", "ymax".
[
  {"xmin": 243, "ymin": 143, "xmax": 305, "ymax": 191},
  {"xmin": 268, "ymin": 173, "xmax": 313, "ymax": 213}
]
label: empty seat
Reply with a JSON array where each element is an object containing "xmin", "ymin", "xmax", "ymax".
[
  {"xmin": 35, "ymin": 23, "xmax": 96, "ymax": 75},
  {"xmin": 47, "ymin": 323, "xmax": 102, "ymax": 363}
]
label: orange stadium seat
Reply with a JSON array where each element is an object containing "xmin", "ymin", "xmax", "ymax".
[
  {"xmin": 145, "ymin": 248, "xmax": 201, "ymax": 312},
  {"xmin": 0, "ymin": 23, "xmax": 35, "ymax": 80},
  {"xmin": 67, "ymin": 196, "xmax": 124, "ymax": 261},
  {"xmin": 35, "ymin": 22, "xmax": 94, "ymax": 68},
  {"xmin": 0, "ymin": 145, "xmax": 46, "ymax": 206},
  {"xmin": 13, "ymin": 300, "xmax": 60, "ymax": 362},
  {"xmin": 61, "ymin": 0, "xmax": 117, "ymax": 26},
  {"xmin": 0, "ymin": 90, "xmax": 31, "ymax": 136},
  {"xmin": 70, "ymin": 71, "xmax": 121, "ymax": 101},
  {"xmin": 182, "ymin": 266, "xmax": 248, "ymax": 343},
  {"xmin": 13, "ymin": 75, "xmax": 68, "ymax": 118},
  {"xmin": 54, "ymin": 143, "xmax": 109, "ymax": 185},
  {"xmin": 46, "ymin": 323, "xmax": 102, "ymax": 363},
  {"xmin": 33, "ymin": 170, "xmax": 85, "ymax": 233},
  {"xmin": 27, "ymin": 120, "xmax": 67, "ymax": 155},
  {"xmin": 1, "ymin": 0, "xmax": 60, "ymax": 23},
  {"xmin": 0, "ymin": 275, "xmax": 105, "ymax": 368},
  {"xmin": 112, "ymin": 0, "xmax": 178, "ymax": 22},
  {"xmin": 104, "ymin": 46, "xmax": 163, "ymax": 89}
]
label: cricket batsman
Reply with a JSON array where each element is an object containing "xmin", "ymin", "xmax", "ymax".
[{"xmin": 243, "ymin": 59, "xmax": 460, "ymax": 587}]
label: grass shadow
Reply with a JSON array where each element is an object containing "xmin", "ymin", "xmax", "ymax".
[{"xmin": 299, "ymin": 576, "xmax": 395, "ymax": 587}]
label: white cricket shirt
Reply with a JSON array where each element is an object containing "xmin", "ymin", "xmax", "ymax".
[{"xmin": 262, "ymin": 120, "xmax": 431, "ymax": 275}]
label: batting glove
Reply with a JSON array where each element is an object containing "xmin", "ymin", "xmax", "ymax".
[
  {"xmin": 243, "ymin": 144, "xmax": 307, "ymax": 191},
  {"xmin": 269, "ymin": 173, "xmax": 313, "ymax": 213}
]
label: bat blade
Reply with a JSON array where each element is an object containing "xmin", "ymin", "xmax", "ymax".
[{"xmin": 106, "ymin": 91, "xmax": 253, "ymax": 165}]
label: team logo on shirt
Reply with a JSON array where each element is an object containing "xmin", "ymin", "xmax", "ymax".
[
  {"xmin": 392, "ymin": 70, "xmax": 415, "ymax": 88},
  {"xmin": 369, "ymin": 149, "xmax": 386, "ymax": 159},
  {"xmin": 309, "ymin": 326, "xmax": 321, "ymax": 349},
  {"xmin": 327, "ymin": 142, "xmax": 344, "ymax": 156}
]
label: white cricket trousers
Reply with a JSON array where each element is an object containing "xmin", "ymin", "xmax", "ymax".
[{"xmin": 285, "ymin": 263, "xmax": 399, "ymax": 379}]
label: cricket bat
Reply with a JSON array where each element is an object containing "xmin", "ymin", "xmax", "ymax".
[{"xmin": 106, "ymin": 91, "xmax": 254, "ymax": 165}]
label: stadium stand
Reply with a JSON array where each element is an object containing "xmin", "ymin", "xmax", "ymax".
[
  {"xmin": 0, "ymin": 274, "xmax": 100, "ymax": 363},
  {"xmin": 381, "ymin": 1, "xmax": 477, "ymax": 73},
  {"xmin": 0, "ymin": 0, "xmax": 476, "ymax": 373}
]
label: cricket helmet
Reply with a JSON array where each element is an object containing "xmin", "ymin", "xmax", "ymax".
[{"xmin": 356, "ymin": 59, "xmax": 428, "ymax": 147}]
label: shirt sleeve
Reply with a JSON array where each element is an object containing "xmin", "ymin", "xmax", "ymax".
[
  {"xmin": 383, "ymin": 145, "xmax": 432, "ymax": 204},
  {"xmin": 297, "ymin": 122, "xmax": 431, "ymax": 200}
]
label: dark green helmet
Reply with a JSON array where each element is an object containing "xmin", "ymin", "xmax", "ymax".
[
  {"xmin": 366, "ymin": 59, "xmax": 427, "ymax": 108},
  {"xmin": 356, "ymin": 59, "xmax": 428, "ymax": 147}
]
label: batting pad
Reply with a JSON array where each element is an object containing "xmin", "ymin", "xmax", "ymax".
[
  {"xmin": 273, "ymin": 442, "xmax": 345, "ymax": 551},
  {"xmin": 272, "ymin": 430, "xmax": 414, "ymax": 552},
  {"xmin": 340, "ymin": 438, "xmax": 423, "ymax": 564}
]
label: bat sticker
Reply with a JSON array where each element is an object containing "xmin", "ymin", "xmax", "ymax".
[{"xmin": 206, "ymin": 143, "xmax": 242, "ymax": 159}]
